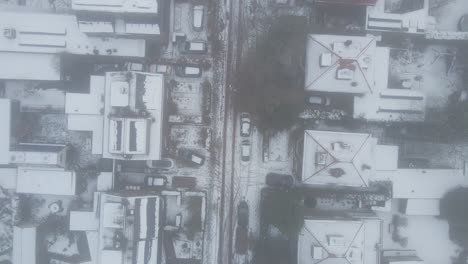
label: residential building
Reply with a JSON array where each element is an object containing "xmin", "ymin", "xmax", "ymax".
[
  {"xmin": 16, "ymin": 167, "xmax": 77, "ymax": 195},
  {"xmin": 315, "ymin": 0, "xmax": 377, "ymax": 5},
  {"xmin": 13, "ymin": 225, "xmax": 37, "ymax": 264},
  {"xmin": 297, "ymin": 218, "xmax": 383, "ymax": 264},
  {"xmin": 72, "ymin": 0, "xmax": 170, "ymax": 42},
  {"xmin": 65, "ymin": 71, "xmax": 166, "ymax": 160},
  {"xmin": 0, "ymin": 10, "xmax": 146, "ymax": 81},
  {"xmin": 305, "ymin": 34, "xmax": 425, "ymax": 121},
  {"xmin": 366, "ymin": 0, "xmax": 429, "ymax": 34},
  {"xmin": 9, "ymin": 143, "xmax": 68, "ymax": 168},
  {"xmin": 300, "ymin": 129, "xmax": 468, "ymax": 215},
  {"xmin": 97, "ymin": 192, "xmax": 162, "ymax": 264},
  {"xmin": 301, "ymin": 130, "xmax": 398, "ymax": 187}
]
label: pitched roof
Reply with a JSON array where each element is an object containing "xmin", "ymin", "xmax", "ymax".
[
  {"xmin": 305, "ymin": 34, "xmax": 377, "ymax": 94},
  {"xmin": 297, "ymin": 219, "xmax": 382, "ymax": 264},
  {"xmin": 302, "ymin": 130, "xmax": 376, "ymax": 187}
]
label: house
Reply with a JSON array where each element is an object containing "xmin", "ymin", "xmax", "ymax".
[
  {"xmin": 305, "ymin": 34, "xmax": 425, "ymax": 121},
  {"xmin": 9, "ymin": 143, "xmax": 68, "ymax": 168},
  {"xmin": 16, "ymin": 167, "xmax": 77, "ymax": 195},
  {"xmin": 102, "ymin": 71, "xmax": 165, "ymax": 160},
  {"xmin": 13, "ymin": 225, "xmax": 37, "ymax": 264},
  {"xmin": 366, "ymin": 0, "xmax": 429, "ymax": 34},
  {"xmin": 97, "ymin": 193, "xmax": 162, "ymax": 264},
  {"xmin": 315, "ymin": 0, "xmax": 377, "ymax": 6},
  {"xmin": 301, "ymin": 130, "xmax": 398, "ymax": 187},
  {"xmin": 65, "ymin": 71, "xmax": 166, "ymax": 160},
  {"xmin": 0, "ymin": 10, "xmax": 145, "ymax": 81},
  {"xmin": 72, "ymin": 0, "xmax": 169, "ymax": 42},
  {"xmin": 297, "ymin": 218, "xmax": 382, "ymax": 264}
]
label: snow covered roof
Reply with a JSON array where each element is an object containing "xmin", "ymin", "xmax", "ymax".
[
  {"xmin": 72, "ymin": 0, "xmax": 158, "ymax": 14},
  {"xmin": 0, "ymin": 52, "xmax": 61, "ymax": 81},
  {"xmin": 66, "ymin": 76, "xmax": 105, "ymax": 115},
  {"xmin": 297, "ymin": 219, "xmax": 382, "ymax": 264},
  {"xmin": 16, "ymin": 167, "xmax": 76, "ymax": 195},
  {"xmin": 302, "ymin": 130, "xmax": 377, "ymax": 187},
  {"xmin": 392, "ymin": 169, "xmax": 467, "ymax": 199},
  {"xmin": 13, "ymin": 226, "xmax": 37, "ymax": 264},
  {"xmin": 103, "ymin": 72, "xmax": 165, "ymax": 160},
  {"xmin": 305, "ymin": 34, "xmax": 377, "ymax": 94},
  {"xmin": 0, "ymin": 99, "xmax": 11, "ymax": 165},
  {"xmin": 0, "ymin": 11, "xmax": 146, "ymax": 57}
]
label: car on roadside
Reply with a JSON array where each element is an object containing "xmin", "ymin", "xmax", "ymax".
[
  {"xmin": 174, "ymin": 66, "xmax": 202, "ymax": 78},
  {"xmin": 459, "ymin": 14, "xmax": 468, "ymax": 31},
  {"xmin": 192, "ymin": 5, "xmax": 204, "ymax": 31},
  {"xmin": 240, "ymin": 140, "xmax": 251, "ymax": 163},
  {"xmin": 307, "ymin": 95, "xmax": 331, "ymax": 106},
  {"xmin": 240, "ymin": 112, "xmax": 251, "ymax": 137},
  {"xmin": 265, "ymin": 173, "xmax": 295, "ymax": 188},
  {"xmin": 180, "ymin": 41, "xmax": 208, "ymax": 54},
  {"xmin": 145, "ymin": 175, "xmax": 168, "ymax": 187},
  {"xmin": 237, "ymin": 201, "xmax": 249, "ymax": 228},
  {"xmin": 172, "ymin": 176, "xmax": 197, "ymax": 189},
  {"xmin": 178, "ymin": 149, "xmax": 205, "ymax": 165}
]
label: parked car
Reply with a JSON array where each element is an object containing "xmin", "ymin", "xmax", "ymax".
[
  {"xmin": 459, "ymin": 14, "xmax": 468, "ymax": 31},
  {"xmin": 149, "ymin": 64, "xmax": 171, "ymax": 74},
  {"xmin": 235, "ymin": 226, "xmax": 248, "ymax": 255},
  {"xmin": 240, "ymin": 140, "xmax": 251, "ymax": 162},
  {"xmin": 240, "ymin": 112, "xmax": 251, "ymax": 137},
  {"xmin": 192, "ymin": 5, "xmax": 204, "ymax": 31},
  {"xmin": 178, "ymin": 149, "xmax": 205, "ymax": 165},
  {"xmin": 181, "ymin": 41, "xmax": 208, "ymax": 54},
  {"xmin": 146, "ymin": 159, "xmax": 174, "ymax": 170},
  {"xmin": 175, "ymin": 66, "xmax": 202, "ymax": 78},
  {"xmin": 237, "ymin": 201, "xmax": 249, "ymax": 228},
  {"xmin": 307, "ymin": 95, "xmax": 331, "ymax": 106},
  {"xmin": 172, "ymin": 176, "xmax": 197, "ymax": 189},
  {"xmin": 265, "ymin": 173, "xmax": 295, "ymax": 188},
  {"xmin": 145, "ymin": 175, "xmax": 167, "ymax": 187}
]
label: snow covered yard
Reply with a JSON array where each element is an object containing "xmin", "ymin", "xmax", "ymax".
[
  {"xmin": 388, "ymin": 43, "xmax": 463, "ymax": 113},
  {"xmin": 376, "ymin": 200, "xmax": 461, "ymax": 264},
  {"xmin": 430, "ymin": 0, "xmax": 468, "ymax": 31}
]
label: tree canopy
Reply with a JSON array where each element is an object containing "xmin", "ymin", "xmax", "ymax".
[
  {"xmin": 440, "ymin": 187, "xmax": 468, "ymax": 248},
  {"xmin": 235, "ymin": 16, "xmax": 308, "ymax": 131},
  {"xmin": 261, "ymin": 189, "xmax": 304, "ymax": 236}
]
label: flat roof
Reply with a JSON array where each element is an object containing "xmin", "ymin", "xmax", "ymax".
[
  {"xmin": 72, "ymin": 0, "xmax": 158, "ymax": 14},
  {"xmin": 0, "ymin": 52, "xmax": 61, "ymax": 81},
  {"xmin": 297, "ymin": 219, "xmax": 382, "ymax": 264},
  {"xmin": 0, "ymin": 11, "xmax": 146, "ymax": 57},
  {"xmin": 102, "ymin": 72, "xmax": 165, "ymax": 160},
  {"xmin": 305, "ymin": 34, "xmax": 377, "ymax": 94},
  {"xmin": 0, "ymin": 99, "xmax": 11, "ymax": 165},
  {"xmin": 16, "ymin": 167, "xmax": 76, "ymax": 195},
  {"xmin": 13, "ymin": 226, "xmax": 36, "ymax": 264},
  {"xmin": 0, "ymin": 167, "xmax": 17, "ymax": 189},
  {"xmin": 70, "ymin": 211, "xmax": 99, "ymax": 231},
  {"xmin": 302, "ymin": 130, "xmax": 377, "ymax": 187},
  {"xmin": 66, "ymin": 76, "xmax": 105, "ymax": 115},
  {"xmin": 392, "ymin": 169, "xmax": 466, "ymax": 199}
]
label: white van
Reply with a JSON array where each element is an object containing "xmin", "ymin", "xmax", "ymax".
[{"xmin": 192, "ymin": 5, "xmax": 204, "ymax": 31}]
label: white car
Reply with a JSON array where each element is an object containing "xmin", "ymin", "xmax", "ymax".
[
  {"xmin": 192, "ymin": 5, "xmax": 204, "ymax": 31},
  {"xmin": 240, "ymin": 112, "xmax": 251, "ymax": 137}
]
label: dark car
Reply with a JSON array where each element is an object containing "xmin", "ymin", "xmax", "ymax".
[
  {"xmin": 237, "ymin": 201, "xmax": 249, "ymax": 228},
  {"xmin": 178, "ymin": 149, "xmax": 205, "ymax": 165},
  {"xmin": 459, "ymin": 14, "xmax": 468, "ymax": 32},
  {"xmin": 172, "ymin": 176, "xmax": 197, "ymax": 189},
  {"xmin": 265, "ymin": 173, "xmax": 295, "ymax": 188}
]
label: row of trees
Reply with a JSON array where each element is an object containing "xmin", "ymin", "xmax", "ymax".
[{"xmin": 235, "ymin": 16, "xmax": 308, "ymax": 131}]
